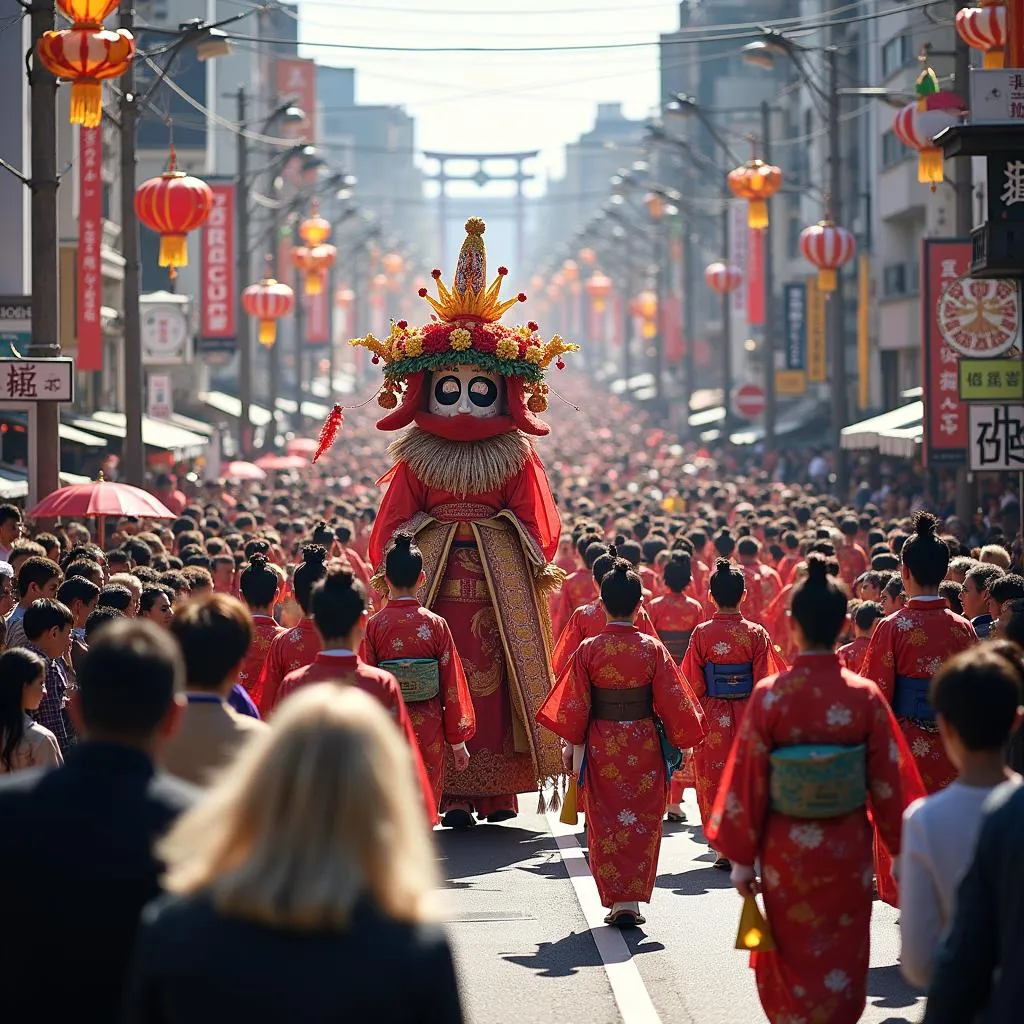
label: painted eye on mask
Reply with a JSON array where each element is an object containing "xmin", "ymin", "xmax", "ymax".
[
  {"xmin": 434, "ymin": 375, "xmax": 461, "ymax": 406},
  {"xmin": 468, "ymin": 376, "xmax": 499, "ymax": 408}
]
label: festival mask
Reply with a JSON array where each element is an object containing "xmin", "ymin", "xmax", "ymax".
[{"xmin": 428, "ymin": 365, "xmax": 506, "ymax": 420}]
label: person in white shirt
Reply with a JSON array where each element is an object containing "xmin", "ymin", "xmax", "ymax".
[
  {"xmin": 0, "ymin": 647, "xmax": 62, "ymax": 773},
  {"xmin": 899, "ymin": 647, "xmax": 1023, "ymax": 988},
  {"xmin": 0, "ymin": 503, "xmax": 22, "ymax": 563}
]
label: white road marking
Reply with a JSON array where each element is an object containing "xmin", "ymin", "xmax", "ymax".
[{"xmin": 545, "ymin": 809, "xmax": 663, "ymax": 1024}]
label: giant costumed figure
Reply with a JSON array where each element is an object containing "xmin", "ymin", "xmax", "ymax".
[{"xmin": 351, "ymin": 218, "xmax": 577, "ymax": 826}]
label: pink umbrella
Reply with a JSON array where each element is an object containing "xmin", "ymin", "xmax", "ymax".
[
  {"xmin": 224, "ymin": 460, "xmax": 267, "ymax": 481},
  {"xmin": 254, "ymin": 453, "xmax": 307, "ymax": 471},
  {"xmin": 285, "ymin": 437, "xmax": 317, "ymax": 457}
]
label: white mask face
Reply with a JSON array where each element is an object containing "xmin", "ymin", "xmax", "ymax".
[{"xmin": 428, "ymin": 365, "xmax": 505, "ymax": 419}]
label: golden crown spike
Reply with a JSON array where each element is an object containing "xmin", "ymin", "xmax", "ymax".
[{"xmin": 418, "ymin": 218, "xmax": 525, "ymax": 324}]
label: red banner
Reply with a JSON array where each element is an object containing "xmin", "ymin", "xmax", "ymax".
[
  {"xmin": 664, "ymin": 294, "xmax": 684, "ymax": 365},
  {"xmin": 200, "ymin": 182, "xmax": 235, "ymax": 340},
  {"xmin": 77, "ymin": 126, "xmax": 103, "ymax": 372},
  {"xmin": 747, "ymin": 228, "xmax": 765, "ymax": 327},
  {"xmin": 306, "ymin": 289, "xmax": 329, "ymax": 345},
  {"xmin": 274, "ymin": 58, "xmax": 316, "ymax": 139},
  {"xmin": 922, "ymin": 239, "xmax": 971, "ymax": 465}
]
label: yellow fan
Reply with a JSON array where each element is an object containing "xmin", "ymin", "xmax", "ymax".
[{"xmin": 735, "ymin": 895, "xmax": 775, "ymax": 952}]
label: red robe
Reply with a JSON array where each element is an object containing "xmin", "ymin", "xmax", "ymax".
[
  {"xmin": 764, "ymin": 584, "xmax": 798, "ymax": 665},
  {"xmin": 362, "ymin": 597, "xmax": 476, "ymax": 807},
  {"xmin": 680, "ymin": 613, "xmax": 785, "ymax": 830},
  {"xmin": 274, "ymin": 651, "xmax": 437, "ymax": 825},
  {"xmin": 837, "ymin": 635, "xmax": 870, "ymax": 674},
  {"xmin": 537, "ymin": 623, "xmax": 707, "ymax": 908},
  {"xmin": 258, "ymin": 617, "xmax": 322, "ymax": 715},
  {"xmin": 860, "ymin": 596, "xmax": 977, "ymax": 904},
  {"xmin": 740, "ymin": 561, "xmax": 782, "ymax": 627},
  {"xmin": 647, "ymin": 592, "xmax": 705, "ymax": 659},
  {"xmin": 686, "ymin": 558, "xmax": 711, "ymax": 611},
  {"xmin": 551, "ymin": 600, "xmax": 656, "ymax": 678},
  {"xmin": 775, "ymin": 553, "xmax": 801, "ymax": 588},
  {"xmin": 837, "ymin": 541, "xmax": 869, "ymax": 589},
  {"xmin": 551, "ymin": 569, "xmax": 599, "ymax": 643},
  {"xmin": 706, "ymin": 653, "xmax": 924, "ymax": 1024},
  {"xmin": 237, "ymin": 614, "xmax": 284, "ymax": 708}
]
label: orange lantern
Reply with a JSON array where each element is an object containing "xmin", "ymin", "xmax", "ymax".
[
  {"xmin": 291, "ymin": 244, "xmax": 336, "ymax": 295},
  {"xmin": 636, "ymin": 289, "xmax": 658, "ymax": 338},
  {"xmin": 298, "ymin": 200, "xmax": 331, "ymax": 246},
  {"xmin": 529, "ymin": 274, "xmax": 544, "ymax": 292},
  {"xmin": 134, "ymin": 149, "xmax": 213, "ymax": 280},
  {"xmin": 727, "ymin": 159, "xmax": 783, "ymax": 229},
  {"xmin": 585, "ymin": 271, "xmax": 612, "ymax": 313},
  {"xmin": 562, "ymin": 259, "xmax": 579, "ymax": 283},
  {"xmin": 382, "ymin": 252, "xmax": 405, "ymax": 276},
  {"xmin": 37, "ymin": 12, "xmax": 135, "ymax": 128},
  {"xmin": 242, "ymin": 270, "xmax": 295, "ymax": 347},
  {"xmin": 578, "ymin": 247, "xmax": 596, "ymax": 266}
]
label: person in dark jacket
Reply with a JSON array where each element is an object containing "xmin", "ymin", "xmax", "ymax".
[
  {"xmin": 924, "ymin": 780, "xmax": 1024, "ymax": 1023},
  {"xmin": 0, "ymin": 620, "xmax": 194, "ymax": 1020},
  {"xmin": 123, "ymin": 684, "xmax": 464, "ymax": 1024}
]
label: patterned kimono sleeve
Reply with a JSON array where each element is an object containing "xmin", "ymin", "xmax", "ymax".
[
  {"xmin": 635, "ymin": 605, "xmax": 657, "ymax": 637},
  {"xmin": 865, "ymin": 684, "xmax": 926, "ymax": 856},
  {"xmin": 368, "ymin": 463, "xmax": 427, "ymax": 568},
  {"xmin": 680, "ymin": 630, "xmax": 707, "ymax": 699},
  {"xmin": 651, "ymin": 644, "xmax": 707, "ymax": 750},
  {"xmin": 861, "ymin": 619, "xmax": 897, "ymax": 702},
  {"xmin": 536, "ymin": 645, "xmax": 592, "ymax": 745},
  {"xmin": 257, "ymin": 636, "xmax": 285, "ymax": 715},
  {"xmin": 704, "ymin": 685, "xmax": 773, "ymax": 867},
  {"xmin": 359, "ymin": 621, "xmax": 379, "ymax": 666},
  {"xmin": 551, "ymin": 611, "xmax": 583, "ymax": 678},
  {"xmin": 752, "ymin": 626, "xmax": 784, "ymax": 679},
  {"xmin": 435, "ymin": 618, "xmax": 476, "ymax": 745}
]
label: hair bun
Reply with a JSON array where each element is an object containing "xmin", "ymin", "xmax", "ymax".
[
  {"xmin": 392, "ymin": 531, "xmax": 414, "ymax": 552},
  {"xmin": 325, "ymin": 566, "xmax": 356, "ymax": 591},
  {"xmin": 714, "ymin": 557, "xmax": 731, "ymax": 573},
  {"xmin": 804, "ymin": 552, "xmax": 829, "ymax": 584},
  {"xmin": 612, "ymin": 558, "xmax": 631, "ymax": 576},
  {"xmin": 913, "ymin": 511, "xmax": 939, "ymax": 539},
  {"xmin": 249, "ymin": 553, "xmax": 268, "ymax": 570},
  {"xmin": 614, "ymin": 533, "xmax": 626, "ymax": 546},
  {"xmin": 607, "ymin": 544, "xmax": 617, "ymax": 558},
  {"xmin": 302, "ymin": 544, "xmax": 328, "ymax": 567}
]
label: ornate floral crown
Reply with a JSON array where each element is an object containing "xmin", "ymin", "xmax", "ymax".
[{"xmin": 351, "ymin": 218, "xmax": 578, "ymax": 413}]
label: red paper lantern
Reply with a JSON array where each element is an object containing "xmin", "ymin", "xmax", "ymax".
[
  {"xmin": 335, "ymin": 287, "xmax": 355, "ymax": 309},
  {"xmin": 562, "ymin": 259, "xmax": 579, "ymax": 283},
  {"xmin": 636, "ymin": 289, "xmax": 657, "ymax": 338},
  {"xmin": 704, "ymin": 262, "xmax": 743, "ymax": 295},
  {"xmin": 242, "ymin": 272, "xmax": 295, "ymax": 348},
  {"xmin": 585, "ymin": 272, "xmax": 612, "ymax": 313},
  {"xmin": 37, "ymin": 24, "xmax": 135, "ymax": 128},
  {"xmin": 727, "ymin": 160, "xmax": 783, "ymax": 229},
  {"xmin": 956, "ymin": 3, "xmax": 1006, "ymax": 68},
  {"xmin": 382, "ymin": 252, "xmax": 405, "ymax": 276},
  {"xmin": 298, "ymin": 200, "xmax": 331, "ymax": 247},
  {"xmin": 134, "ymin": 150, "xmax": 213, "ymax": 280},
  {"xmin": 291, "ymin": 244, "xmax": 337, "ymax": 295},
  {"xmin": 799, "ymin": 220, "xmax": 856, "ymax": 293}
]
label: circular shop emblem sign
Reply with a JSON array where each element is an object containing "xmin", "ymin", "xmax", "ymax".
[{"xmin": 937, "ymin": 278, "xmax": 1020, "ymax": 357}]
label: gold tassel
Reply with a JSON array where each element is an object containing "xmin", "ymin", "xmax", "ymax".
[
  {"xmin": 534, "ymin": 562, "xmax": 567, "ymax": 597},
  {"xmin": 559, "ymin": 776, "xmax": 579, "ymax": 825},
  {"xmin": 536, "ymin": 789, "xmax": 547, "ymax": 814},
  {"xmin": 736, "ymin": 895, "xmax": 775, "ymax": 952}
]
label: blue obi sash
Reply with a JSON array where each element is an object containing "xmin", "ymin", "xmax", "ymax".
[
  {"xmin": 704, "ymin": 662, "xmax": 754, "ymax": 700},
  {"xmin": 893, "ymin": 675, "xmax": 935, "ymax": 724},
  {"xmin": 770, "ymin": 744, "xmax": 867, "ymax": 818}
]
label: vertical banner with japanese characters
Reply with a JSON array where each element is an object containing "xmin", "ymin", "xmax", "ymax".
[
  {"xmin": 806, "ymin": 277, "xmax": 827, "ymax": 382},
  {"xmin": 729, "ymin": 203, "xmax": 748, "ymax": 318},
  {"xmin": 922, "ymin": 239, "xmax": 971, "ymax": 466},
  {"xmin": 746, "ymin": 228, "xmax": 765, "ymax": 326},
  {"xmin": 77, "ymin": 126, "xmax": 103, "ymax": 372},
  {"xmin": 783, "ymin": 283, "xmax": 806, "ymax": 370},
  {"xmin": 274, "ymin": 58, "xmax": 317, "ymax": 139},
  {"xmin": 200, "ymin": 181, "xmax": 236, "ymax": 342}
]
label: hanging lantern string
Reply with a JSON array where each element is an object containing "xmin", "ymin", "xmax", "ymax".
[
  {"xmin": 166, "ymin": 141, "xmax": 177, "ymax": 174},
  {"xmin": 546, "ymin": 384, "xmax": 581, "ymax": 413}
]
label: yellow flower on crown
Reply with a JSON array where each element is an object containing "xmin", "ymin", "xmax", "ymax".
[
  {"xmin": 449, "ymin": 328, "xmax": 472, "ymax": 351},
  {"xmin": 496, "ymin": 338, "xmax": 519, "ymax": 361},
  {"xmin": 404, "ymin": 334, "xmax": 423, "ymax": 357},
  {"xmin": 525, "ymin": 345, "xmax": 543, "ymax": 364}
]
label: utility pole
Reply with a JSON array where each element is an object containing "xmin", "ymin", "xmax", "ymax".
[
  {"xmin": 953, "ymin": 8, "xmax": 973, "ymax": 238},
  {"xmin": 827, "ymin": 46, "xmax": 849, "ymax": 499},
  {"xmin": 119, "ymin": 0, "xmax": 145, "ymax": 485},
  {"xmin": 720, "ymin": 201, "xmax": 733, "ymax": 435},
  {"xmin": 28, "ymin": 0, "xmax": 61, "ymax": 501},
  {"xmin": 653, "ymin": 214, "xmax": 667, "ymax": 413},
  {"xmin": 235, "ymin": 87, "xmax": 252, "ymax": 456},
  {"xmin": 762, "ymin": 99, "xmax": 777, "ymax": 451},
  {"xmin": 682, "ymin": 225, "xmax": 697, "ymax": 436},
  {"xmin": 293, "ymin": 272, "xmax": 305, "ymax": 427},
  {"xmin": 621, "ymin": 262, "xmax": 632, "ymax": 385}
]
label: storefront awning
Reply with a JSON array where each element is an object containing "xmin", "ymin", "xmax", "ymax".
[
  {"xmin": 70, "ymin": 412, "xmax": 209, "ymax": 458},
  {"xmin": 840, "ymin": 401, "xmax": 923, "ymax": 451},
  {"xmin": 0, "ymin": 468, "xmax": 93, "ymax": 500},
  {"xmin": 878, "ymin": 425, "xmax": 923, "ymax": 459},
  {"xmin": 199, "ymin": 391, "xmax": 274, "ymax": 428},
  {"xmin": 274, "ymin": 396, "xmax": 331, "ymax": 420},
  {"xmin": 59, "ymin": 423, "xmax": 108, "ymax": 448}
]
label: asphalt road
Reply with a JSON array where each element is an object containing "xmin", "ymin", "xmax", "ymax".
[{"xmin": 439, "ymin": 788, "xmax": 926, "ymax": 1024}]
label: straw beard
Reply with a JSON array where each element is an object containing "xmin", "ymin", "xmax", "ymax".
[{"xmin": 388, "ymin": 426, "xmax": 533, "ymax": 498}]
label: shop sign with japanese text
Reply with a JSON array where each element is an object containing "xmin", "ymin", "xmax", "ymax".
[
  {"xmin": 806, "ymin": 277, "xmax": 827, "ymax": 383},
  {"xmin": 968, "ymin": 404, "xmax": 1024, "ymax": 471},
  {"xmin": 77, "ymin": 126, "xmax": 103, "ymax": 372},
  {"xmin": 922, "ymin": 240, "xmax": 970, "ymax": 465},
  {"xmin": 783, "ymin": 282, "xmax": 806, "ymax": 371},
  {"xmin": 959, "ymin": 358, "xmax": 1024, "ymax": 402},
  {"xmin": 0, "ymin": 359, "xmax": 74, "ymax": 403},
  {"xmin": 200, "ymin": 180, "xmax": 236, "ymax": 343}
]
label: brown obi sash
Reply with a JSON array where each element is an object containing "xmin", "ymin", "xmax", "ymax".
[
  {"xmin": 590, "ymin": 684, "xmax": 654, "ymax": 722},
  {"xmin": 658, "ymin": 630, "xmax": 692, "ymax": 662}
]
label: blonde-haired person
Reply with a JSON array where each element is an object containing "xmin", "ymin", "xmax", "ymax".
[{"xmin": 123, "ymin": 685, "xmax": 464, "ymax": 1024}]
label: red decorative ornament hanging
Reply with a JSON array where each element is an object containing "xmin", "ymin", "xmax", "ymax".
[
  {"xmin": 242, "ymin": 267, "xmax": 295, "ymax": 347},
  {"xmin": 704, "ymin": 261, "xmax": 743, "ymax": 295},
  {"xmin": 134, "ymin": 148, "xmax": 214, "ymax": 280},
  {"xmin": 799, "ymin": 219, "xmax": 856, "ymax": 293},
  {"xmin": 956, "ymin": 2, "xmax": 1006, "ymax": 68},
  {"xmin": 312, "ymin": 404, "xmax": 344, "ymax": 463},
  {"xmin": 37, "ymin": 0, "xmax": 135, "ymax": 128}
]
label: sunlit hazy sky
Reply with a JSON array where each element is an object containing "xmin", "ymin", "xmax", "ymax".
[{"xmin": 293, "ymin": 0, "xmax": 682, "ymax": 190}]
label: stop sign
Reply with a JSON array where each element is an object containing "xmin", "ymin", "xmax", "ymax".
[{"xmin": 732, "ymin": 383, "xmax": 766, "ymax": 420}]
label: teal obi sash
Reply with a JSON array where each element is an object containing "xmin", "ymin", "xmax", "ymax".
[
  {"xmin": 769, "ymin": 744, "xmax": 867, "ymax": 818},
  {"xmin": 379, "ymin": 658, "xmax": 440, "ymax": 703}
]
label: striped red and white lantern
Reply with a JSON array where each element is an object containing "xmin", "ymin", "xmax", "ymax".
[
  {"xmin": 242, "ymin": 274, "xmax": 295, "ymax": 348},
  {"xmin": 799, "ymin": 220, "xmax": 856, "ymax": 293},
  {"xmin": 704, "ymin": 262, "xmax": 743, "ymax": 295},
  {"xmin": 956, "ymin": 3, "xmax": 1006, "ymax": 68},
  {"xmin": 891, "ymin": 95, "xmax": 964, "ymax": 189}
]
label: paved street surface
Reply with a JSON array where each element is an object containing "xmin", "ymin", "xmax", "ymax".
[{"xmin": 440, "ymin": 789, "xmax": 925, "ymax": 1024}]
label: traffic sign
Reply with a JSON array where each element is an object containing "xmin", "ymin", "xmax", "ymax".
[{"xmin": 732, "ymin": 383, "xmax": 766, "ymax": 420}]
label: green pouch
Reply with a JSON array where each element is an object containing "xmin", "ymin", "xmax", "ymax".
[
  {"xmin": 380, "ymin": 658, "xmax": 440, "ymax": 703},
  {"xmin": 769, "ymin": 744, "xmax": 867, "ymax": 819}
]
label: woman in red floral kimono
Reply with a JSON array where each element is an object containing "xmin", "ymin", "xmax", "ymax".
[
  {"xmin": 861, "ymin": 512, "xmax": 977, "ymax": 904},
  {"xmin": 551, "ymin": 534, "xmax": 603, "ymax": 642},
  {"xmin": 706, "ymin": 555, "xmax": 925, "ymax": 1024},
  {"xmin": 361, "ymin": 532, "xmax": 477, "ymax": 815},
  {"xmin": 551, "ymin": 545, "xmax": 655, "ymax": 678},
  {"xmin": 270, "ymin": 565, "xmax": 437, "ymax": 825},
  {"xmin": 538, "ymin": 560, "xmax": 707, "ymax": 928},
  {"xmin": 259, "ymin": 546, "xmax": 329, "ymax": 714},
  {"xmin": 237, "ymin": 553, "xmax": 284, "ymax": 708},
  {"xmin": 649, "ymin": 551, "xmax": 706, "ymax": 822},
  {"xmin": 681, "ymin": 559, "xmax": 785, "ymax": 868},
  {"xmin": 737, "ymin": 537, "xmax": 782, "ymax": 628}
]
